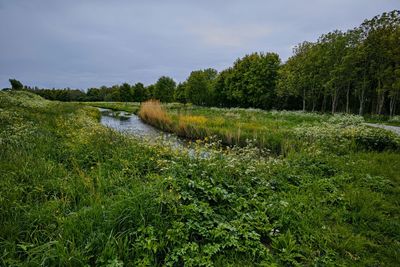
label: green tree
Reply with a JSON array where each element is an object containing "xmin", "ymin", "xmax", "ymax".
[
  {"xmin": 277, "ymin": 42, "xmax": 320, "ymax": 111},
  {"xmin": 174, "ymin": 82, "xmax": 188, "ymax": 103},
  {"xmin": 186, "ymin": 68, "xmax": 217, "ymax": 106},
  {"xmin": 154, "ymin": 76, "xmax": 176, "ymax": 102},
  {"xmin": 133, "ymin": 82, "xmax": 147, "ymax": 102},
  {"xmin": 227, "ymin": 52, "xmax": 281, "ymax": 109},
  {"xmin": 9, "ymin": 79, "xmax": 23, "ymax": 90},
  {"xmin": 146, "ymin": 85, "xmax": 156, "ymax": 99},
  {"xmin": 213, "ymin": 68, "xmax": 234, "ymax": 107},
  {"xmin": 87, "ymin": 88, "xmax": 101, "ymax": 101},
  {"xmin": 119, "ymin": 83, "xmax": 133, "ymax": 102}
]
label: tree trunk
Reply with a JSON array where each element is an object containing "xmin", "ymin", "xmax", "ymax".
[
  {"xmin": 359, "ymin": 69, "xmax": 367, "ymax": 116},
  {"xmin": 375, "ymin": 78, "xmax": 385, "ymax": 115},
  {"xmin": 322, "ymin": 94, "xmax": 327, "ymax": 112},
  {"xmin": 358, "ymin": 89, "xmax": 365, "ymax": 116},
  {"xmin": 346, "ymin": 83, "xmax": 350, "ymax": 113},
  {"xmin": 331, "ymin": 89, "xmax": 338, "ymax": 114},
  {"xmin": 377, "ymin": 92, "xmax": 385, "ymax": 115},
  {"xmin": 302, "ymin": 89, "xmax": 306, "ymax": 112},
  {"xmin": 389, "ymin": 95, "xmax": 397, "ymax": 117}
]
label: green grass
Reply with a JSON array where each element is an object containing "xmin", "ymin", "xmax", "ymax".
[
  {"xmin": 364, "ymin": 114, "xmax": 400, "ymax": 126},
  {"xmin": 137, "ymin": 102, "xmax": 400, "ymax": 155},
  {"xmin": 1, "ymin": 92, "xmax": 400, "ymax": 266},
  {"xmin": 79, "ymin": 101, "xmax": 141, "ymax": 114}
]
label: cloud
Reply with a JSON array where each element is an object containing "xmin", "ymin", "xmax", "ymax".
[
  {"xmin": 187, "ymin": 23, "xmax": 273, "ymax": 47},
  {"xmin": 0, "ymin": 0, "xmax": 399, "ymax": 88}
]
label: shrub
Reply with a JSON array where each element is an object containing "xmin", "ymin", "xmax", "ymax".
[
  {"xmin": 327, "ymin": 114, "xmax": 364, "ymax": 125},
  {"xmin": 346, "ymin": 126, "xmax": 400, "ymax": 151},
  {"xmin": 294, "ymin": 123, "xmax": 400, "ymax": 152},
  {"xmin": 389, "ymin": 115, "xmax": 400, "ymax": 123}
]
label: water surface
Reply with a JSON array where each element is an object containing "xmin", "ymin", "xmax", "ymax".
[{"xmin": 99, "ymin": 108, "xmax": 191, "ymax": 151}]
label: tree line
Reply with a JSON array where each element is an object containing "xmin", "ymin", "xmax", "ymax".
[{"xmin": 6, "ymin": 10, "xmax": 399, "ymax": 115}]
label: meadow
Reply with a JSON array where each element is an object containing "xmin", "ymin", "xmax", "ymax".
[
  {"xmin": 1, "ymin": 92, "xmax": 400, "ymax": 266},
  {"xmin": 79, "ymin": 102, "xmax": 141, "ymax": 114},
  {"xmin": 137, "ymin": 100, "xmax": 400, "ymax": 155}
]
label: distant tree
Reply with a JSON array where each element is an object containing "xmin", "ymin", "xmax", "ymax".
[
  {"xmin": 133, "ymin": 82, "xmax": 147, "ymax": 102},
  {"xmin": 104, "ymin": 85, "xmax": 121, "ymax": 101},
  {"xmin": 213, "ymin": 68, "xmax": 234, "ymax": 107},
  {"xmin": 226, "ymin": 52, "xmax": 281, "ymax": 109},
  {"xmin": 174, "ymin": 82, "xmax": 188, "ymax": 103},
  {"xmin": 186, "ymin": 68, "xmax": 217, "ymax": 106},
  {"xmin": 9, "ymin": 79, "xmax": 23, "ymax": 90},
  {"xmin": 98, "ymin": 85, "xmax": 112, "ymax": 100},
  {"xmin": 87, "ymin": 88, "xmax": 101, "ymax": 101},
  {"xmin": 277, "ymin": 41, "xmax": 323, "ymax": 111},
  {"xmin": 154, "ymin": 76, "xmax": 176, "ymax": 102},
  {"xmin": 146, "ymin": 85, "xmax": 156, "ymax": 99},
  {"xmin": 120, "ymin": 83, "xmax": 133, "ymax": 102}
]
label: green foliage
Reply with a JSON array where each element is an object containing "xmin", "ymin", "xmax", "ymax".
[
  {"xmin": 174, "ymin": 82, "xmax": 188, "ymax": 103},
  {"xmin": 185, "ymin": 69, "xmax": 217, "ymax": 106},
  {"xmin": 213, "ymin": 69, "xmax": 234, "ymax": 107},
  {"xmin": 119, "ymin": 83, "xmax": 134, "ymax": 102},
  {"xmin": 226, "ymin": 52, "xmax": 281, "ymax": 109},
  {"xmin": 146, "ymin": 84, "xmax": 156, "ymax": 99},
  {"xmin": 1, "ymin": 91, "xmax": 399, "ymax": 266},
  {"xmin": 9, "ymin": 79, "xmax": 24, "ymax": 90},
  {"xmin": 154, "ymin": 76, "xmax": 176, "ymax": 103},
  {"xmin": 79, "ymin": 101, "xmax": 140, "ymax": 114},
  {"xmin": 278, "ymin": 10, "xmax": 400, "ymax": 116},
  {"xmin": 140, "ymin": 104, "xmax": 400, "ymax": 154},
  {"xmin": 132, "ymin": 82, "xmax": 148, "ymax": 102}
]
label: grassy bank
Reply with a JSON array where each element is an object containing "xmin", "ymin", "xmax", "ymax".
[
  {"xmin": 1, "ymin": 92, "xmax": 400, "ymax": 266},
  {"xmin": 80, "ymin": 101, "xmax": 141, "ymax": 114},
  {"xmin": 138, "ymin": 101, "xmax": 400, "ymax": 154},
  {"xmin": 364, "ymin": 114, "xmax": 400, "ymax": 127}
]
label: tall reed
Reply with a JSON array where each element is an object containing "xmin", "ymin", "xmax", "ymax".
[{"xmin": 138, "ymin": 100, "xmax": 172, "ymax": 131}]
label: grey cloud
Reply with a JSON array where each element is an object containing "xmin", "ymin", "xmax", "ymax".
[{"xmin": 0, "ymin": 0, "xmax": 398, "ymax": 89}]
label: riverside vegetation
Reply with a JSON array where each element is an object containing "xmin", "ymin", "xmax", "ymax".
[
  {"xmin": 138, "ymin": 100, "xmax": 400, "ymax": 154},
  {"xmin": 1, "ymin": 91, "xmax": 400, "ymax": 266}
]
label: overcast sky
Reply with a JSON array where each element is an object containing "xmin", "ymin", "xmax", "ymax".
[{"xmin": 0, "ymin": 0, "xmax": 398, "ymax": 89}]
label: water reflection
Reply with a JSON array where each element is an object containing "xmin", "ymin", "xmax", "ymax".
[
  {"xmin": 99, "ymin": 108, "xmax": 194, "ymax": 152},
  {"xmin": 99, "ymin": 108, "xmax": 161, "ymax": 139}
]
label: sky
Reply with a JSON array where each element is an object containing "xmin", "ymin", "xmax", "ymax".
[{"xmin": 0, "ymin": 0, "xmax": 398, "ymax": 89}]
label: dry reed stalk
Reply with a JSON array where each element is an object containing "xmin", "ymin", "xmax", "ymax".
[{"xmin": 138, "ymin": 100, "xmax": 172, "ymax": 130}]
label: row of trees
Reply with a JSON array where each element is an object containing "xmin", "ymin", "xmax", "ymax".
[
  {"xmin": 17, "ymin": 77, "xmax": 177, "ymax": 103},
  {"xmin": 175, "ymin": 52, "xmax": 281, "ymax": 109},
  {"xmin": 6, "ymin": 10, "xmax": 399, "ymax": 115},
  {"xmin": 278, "ymin": 10, "xmax": 400, "ymax": 116}
]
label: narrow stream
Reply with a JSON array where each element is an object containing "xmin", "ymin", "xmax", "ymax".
[
  {"xmin": 98, "ymin": 108, "xmax": 192, "ymax": 151},
  {"xmin": 99, "ymin": 108, "xmax": 161, "ymax": 139}
]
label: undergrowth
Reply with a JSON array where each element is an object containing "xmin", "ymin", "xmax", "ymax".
[
  {"xmin": 138, "ymin": 101, "xmax": 400, "ymax": 154},
  {"xmin": 1, "ymin": 91, "xmax": 399, "ymax": 266}
]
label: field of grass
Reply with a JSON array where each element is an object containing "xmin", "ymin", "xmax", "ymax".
[
  {"xmin": 138, "ymin": 101, "xmax": 400, "ymax": 155},
  {"xmin": 79, "ymin": 101, "xmax": 141, "ymax": 114},
  {"xmin": 1, "ymin": 92, "xmax": 400, "ymax": 266}
]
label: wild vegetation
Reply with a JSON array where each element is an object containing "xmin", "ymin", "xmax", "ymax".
[
  {"xmin": 138, "ymin": 101, "xmax": 400, "ymax": 154},
  {"xmin": 2, "ymin": 8, "xmax": 400, "ymax": 267},
  {"xmin": 1, "ymin": 90, "xmax": 399, "ymax": 266},
  {"xmin": 7, "ymin": 10, "xmax": 399, "ymax": 118},
  {"xmin": 80, "ymin": 102, "xmax": 140, "ymax": 114}
]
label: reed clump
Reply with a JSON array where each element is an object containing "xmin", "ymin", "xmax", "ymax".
[{"xmin": 138, "ymin": 100, "xmax": 172, "ymax": 131}]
